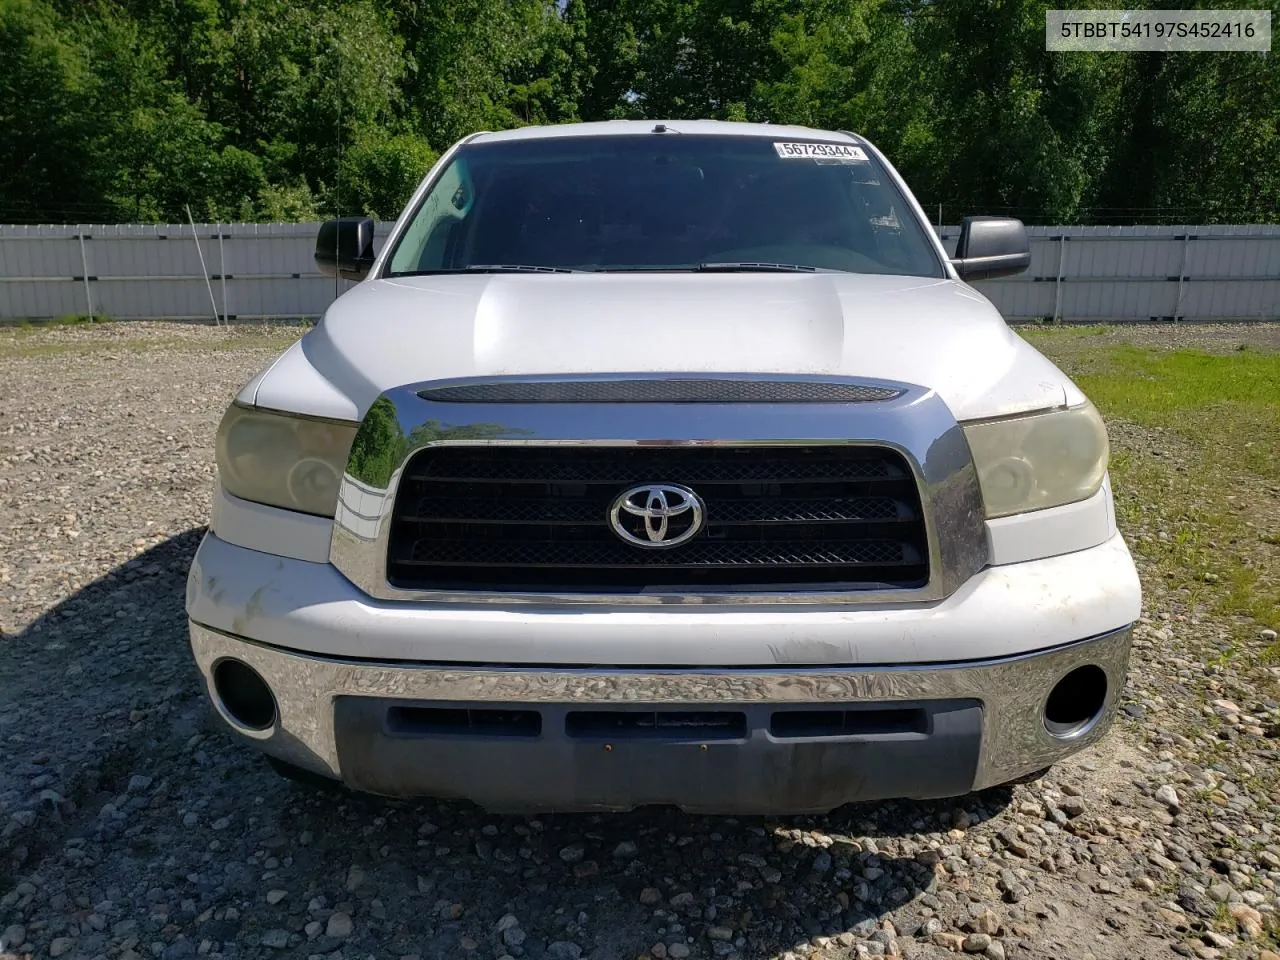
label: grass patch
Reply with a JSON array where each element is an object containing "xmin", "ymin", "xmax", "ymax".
[
  {"xmin": 1013, "ymin": 322, "xmax": 1112, "ymax": 337},
  {"xmin": 0, "ymin": 313, "xmax": 101, "ymax": 329},
  {"xmin": 1069, "ymin": 346, "xmax": 1280, "ymax": 483},
  {"xmin": 1032, "ymin": 340, "xmax": 1280, "ymax": 647},
  {"xmin": 0, "ymin": 341, "xmax": 89, "ymax": 359}
]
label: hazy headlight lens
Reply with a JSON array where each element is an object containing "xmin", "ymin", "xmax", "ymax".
[
  {"xmin": 962, "ymin": 403, "xmax": 1109, "ymax": 518},
  {"xmin": 216, "ymin": 404, "xmax": 358, "ymax": 516}
]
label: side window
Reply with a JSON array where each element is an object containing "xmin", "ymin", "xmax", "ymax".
[{"xmin": 387, "ymin": 159, "xmax": 473, "ymax": 274}]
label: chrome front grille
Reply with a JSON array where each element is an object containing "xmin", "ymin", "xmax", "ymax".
[
  {"xmin": 328, "ymin": 374, "xmax": 990, "ymax": 604},
  {"xmin": 386, "ymin": 446, "xmax": 929, "ymax": 592}
]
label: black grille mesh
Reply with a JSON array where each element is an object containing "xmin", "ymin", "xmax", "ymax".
[
  {"xmin": 405, "ymin": 453, "xmax": 895, "ymax": 484},
  {"xmin": 417, "ymin": 379, "xmax": 903, "ymax": 404},
  {"xmin": 387, "ymin": 446, "xmax": 929, "ymax": 592},
  {"xmin": 397, "ymin": 495, "xmax": 904, "ymax": 526},
  {"xmin": 404, "ymin": 539, "xmax": 909, "ymax": 568}
]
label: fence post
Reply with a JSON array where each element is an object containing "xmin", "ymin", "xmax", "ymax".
[
  {"xmin": 77, "ymin": 230, "xmax": 94, "ymax": 323},
  {"xmin": 218, "ymin": 227, "xmax": 228, "ymax": 323},
  {"xmin": 186, "ymin": 204, "xmax": 221, "ymax": 326},
  {"xmin": 1052, "ymin": 235, "xmax": 1066, "ymax": 323},
  {"xmin": 1173, "ymin": 233, "xmax": 1192, "ymax": 322}
]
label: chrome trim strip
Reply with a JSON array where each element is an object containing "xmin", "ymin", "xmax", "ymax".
[
  {"xmin": 329, "ymin": 374, "xmax": 988, "ymax": 605},
  {"xmin": 414, "ymin": 372, "xmax": 905, "ymax": 404},
  {"xmin": 189, "ymin": 622, "xmax": 1133, "ymax": 793}
]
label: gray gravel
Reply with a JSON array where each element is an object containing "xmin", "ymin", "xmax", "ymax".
[{"xmin": 1, "ymin": 322, "xmax": 1279, "ymax": 960}]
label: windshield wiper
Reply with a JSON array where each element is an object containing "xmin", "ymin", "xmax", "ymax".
[
  {"xmin": 696, "ymin": 261, "xmax": 826, "ymax": 273},
  {"xmin": 389, "ymin": 264, "xmax": 587, "ymax": 277},
  {"xmin": 399, "ymin": 262, "xmax": 837, "ymax": 276},
  {"xmin": 464, "ymin": 264, "xmax": 586, "ymax": 274}
]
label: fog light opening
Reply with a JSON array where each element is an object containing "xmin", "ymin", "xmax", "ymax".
[
  {"xmin": 212, "ymin": 659, "xmax": 277, "ymax": 731},
  {"xmin": 1044, "ymin": 664, "xmax": 1108, "ymax": 739}
]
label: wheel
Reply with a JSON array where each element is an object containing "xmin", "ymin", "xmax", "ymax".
[{"xmin": 266, "ymin": 756, "xmax": 344, "ymax": 791}]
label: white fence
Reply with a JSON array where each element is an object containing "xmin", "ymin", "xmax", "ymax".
[
  {"xmin": 0, "ymin": 222, "xmax": 394, "ymax": 322},
  {"xmin": 937, "ymin": 224, "xmax": 1280, "ymax": 323},
  {"xmin": 1, "ymin": 221, "xmax": 1278, "ymax": 323}
]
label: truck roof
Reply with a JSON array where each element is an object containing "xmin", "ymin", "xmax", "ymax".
[{"xmin": 468, "ymin": 119, "xmax": 863, "ymax": 145}]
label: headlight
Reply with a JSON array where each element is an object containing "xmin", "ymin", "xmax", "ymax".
[
  {"xmin": 215, "ymin": 404, "xmax": 358, "ymax": 517},
  {"xmin": 961, "ymin": 402, "xmax": 1109, "ymax": 518}
]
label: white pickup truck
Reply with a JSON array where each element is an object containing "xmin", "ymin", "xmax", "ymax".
[{"xmin": 186, "ymin": 120, "xmax": 1142, "ymax": 814}]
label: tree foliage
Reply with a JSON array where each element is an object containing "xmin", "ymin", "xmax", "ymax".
[{"xmin": 1, "ymin": 0, "xmax": 1275, "ymax": 224}]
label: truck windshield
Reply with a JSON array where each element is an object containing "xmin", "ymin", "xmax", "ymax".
[{"xmin": 384, "ymin": 134, "xmax": 945, "ymax": 278}]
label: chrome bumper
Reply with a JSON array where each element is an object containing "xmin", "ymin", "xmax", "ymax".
[{"xmin": 189, "ymin": 622, "xmax": 1132, "ymax": 812}]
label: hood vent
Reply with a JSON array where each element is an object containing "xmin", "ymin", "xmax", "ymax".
[{"xmin": 416, "ymin": 377, "xmax": 903, "ymax": 404}]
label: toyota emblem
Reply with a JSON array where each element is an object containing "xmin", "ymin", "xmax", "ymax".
[{"xmin": 608, "ymin": 483, "xmax": 705, "ymax": 548}]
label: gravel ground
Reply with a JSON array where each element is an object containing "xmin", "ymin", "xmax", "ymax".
[{"xmin": 1, "ymin": 322, "xmax": 1278, "ymax": 960}]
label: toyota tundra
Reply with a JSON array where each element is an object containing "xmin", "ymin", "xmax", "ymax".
[{"xmin": 186, "ymin": 120, "xmax": 1142, "ymax": 814}]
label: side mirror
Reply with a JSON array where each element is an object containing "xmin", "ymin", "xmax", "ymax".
[
  {"xmin": 315, "ymin": 217, "xmax": 376, "ymax": 281},
  {"xmin": 951, "ymin": 216, "xmax": 1030, "ymax": 281}
]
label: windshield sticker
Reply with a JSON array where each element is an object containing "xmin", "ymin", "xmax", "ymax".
[{"xmin": 773, "ymin": 142, "xmax": 868, "ymax": 162}]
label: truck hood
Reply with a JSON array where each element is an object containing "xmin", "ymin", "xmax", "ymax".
[{"xmin": 246, "ymin": 272, "xmax": 1078, "ymax": 422}]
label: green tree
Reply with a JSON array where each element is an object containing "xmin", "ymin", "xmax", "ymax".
[
  {"xmin": 3, "ymin": 0, "xmax": 1277, "ymax": 226},
  {"xmin": 889, "ymin": 0, "xmax": 1123, "ymax": 223},
  {"xmin": 193, "ymin": 0, "xmax": 405, "ymax": 205},
  {"xmin": 337, "ymin": 127, "xmax": 437, "ymax": 220},
  {"xmin": 71, "ymin": 3, "xmax": 271, "ymax": 220},
  {"xmin": 0, "ymin": 0, "xmax": 99, "ymax": 220},
  {"xmin": 1095, "ymin": 2, "xmax": 1279, "ymax": 224},
  {"xmin": 749, "ymin": 0, "xmax": 882, "ymax": 128},
  {"xmin": 385, "ymin": 0, "xmax": 580, "ymax": 146}
]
